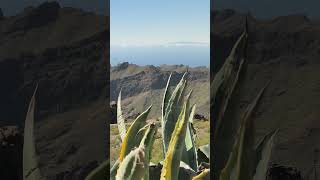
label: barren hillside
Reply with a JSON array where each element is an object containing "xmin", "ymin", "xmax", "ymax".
[
  {"xmin": 110, "ymin": 62, "xmax": 210, "ymax": 119},
  {"xmin": 0, "ymin": 2, "xmax": 109, "ymax": 179},
  {"xmin": 212, "ymin": 9, "xmax": 320, "ymax": 178}
]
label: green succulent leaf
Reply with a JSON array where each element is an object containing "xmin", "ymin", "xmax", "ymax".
[
  {"xmin": 84, "ymin": 160, "xmax": 109, "ymax": 180},
  {"xmin": 178, "ymin": 161, "xmax": 197, "ymax": 179},
  {"xmin": 219, "ymin": 83, "xmax": 269, "ymax": 180},
  {"xmin": 161, "ymin": 99, "xmax": 189, "ymax": 180},
  {"xmin": 139, "ymin": 123, "xmax": 158, "ymax": 180},
  {"xmin": 110, "ymin": 159, "xmax": 120, "ymax": 180},
  {"xmin": 117, "ymin": 90, "xmax": 127, "ymax": 142},
  {"xmin": 182, "ymin": 103, "xmax": 198, "ymax": 171},
  {"xmin": 23, "ymin": 85, "xmax": 43, "ymax": 180},
  {"xmin": 252, "ymin": 130, "xmax": 278, "ymax": 180},
  {"xmin": 211, "ymin": 26, "xmax": 248, "ymax": 140},
  {"xmin": 119, "ymin": 105, "xmax": 152, "ymax": 161},
  {"xmin": 192, "ymin": 169, "xmax": 210, "ymax": 180},
  {"xmin": 211, "ymin": 25, "xmax": 248, "ymax": 179},
  {"xmin": 149, "ymin": 161, "xmax": 198, "ymax": 180},
  {"xmin": 162, "ymin": 73, "xmax": 187, "ymax": 154},
  {"xmin": 198, "ymin": 144, "xmax": 210, "ymax": 163},
  {"xmin": 162, "ymin": 73, "xmax": 172, "ymax": 120},
  {"xmin": 116, "ymin": 147, "xmax": 147, "ymax": 180},
  {"xmin": 199, "ymin": 144, "xmax": 210, "ymax": 160}
]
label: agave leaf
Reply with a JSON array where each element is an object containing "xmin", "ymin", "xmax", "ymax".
[
  {"xmin": 212, "ymin": 58, "xmax": 245, "ymax": 176},
  {"xmin": 117, "ymin": 91, "xmax": 126, "ymax": 141},
  {"xmin": 162, "ymin": 73, "xmax": 172, "ymax": 120},
  {"xmin": 149, "ymin": 161, "xmax": 197, "ymax": 180},
  {"xmin": 213, "ymin": 59, "xmax": 245, "ymax": 139},
  {"xmin": 23, "ymin": 86, "xmax": 43, "ymax": 180},
  {"xmin": 212, "ymin": 19, "xmax": 250, "ymax": 178},
  {"xmin": 211, "ymin": 17, "xmax": 249, "ymax": 109},
  {"xmin": 116, "ymin": 147, "xmax": 146, "ymax": 180},
  {"xmin": 218, "ymin": 111, "xmax": 245, "ymax": 180},
  {"xmin": 119, "ymin": 105, "xmax": 152, "ymax": 161},
  {"xmin": 160, "ymin": 100, "xmax": 189, "ymax": 180},
  {"xmin": 192, "ymin": 169, "xmax": 210, "ymax": 180},
  {"xmin": 149, "ymin": 163, "xmax": 162, "ymax": 179},
  {"xmin": 84, "ymin": 160, "xmax": 109, "ymax": 180},
  {"xmin": 139, "ymin": 123, "xmax": 158, "ymax": 180},
  {"xmin": 182, "ymin": 103, "xmax": 198, "ymax": 171},
  {"xmin": 199, "ymin": 144, "xmax": 210, "ymax": 160},
  {"xmin": 162, "ymin": 72, "xmax": 187, "ymax": 154},
  {"xmin": 252, "ymin": 130, "xmax": 278, "ymax": 180},
  {"xmin": 198, "ymin": 144, "xmax": 210, "ymax": 161},
  {"xmin": 110, "ymin": 159, "xmax": 120, "ymax": 180},
  {"xmin": 178, "ymin": 161, "xmax": 197, "ymax": 179},
  {"xmin": 135, "ymin": 124, "xmax": 152, "ymax": 146},
  {"xmin": 212, "ymin": 25, "xmax": 248, "ymax": 139},
  {"xmin": 176, "ymin": 79, "xmax": 187, "ymax": 106},
  {"xmin": 219, "ymin": 83, "xmax": 269, "ymax": 180}
]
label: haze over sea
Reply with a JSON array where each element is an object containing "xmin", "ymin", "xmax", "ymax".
[
  {"xmin": 111, "ymin": 43, "xmax": 209, "ymax": 67},
  {"xmin": 111, "ymin": 0, "xmax": 209, "ymax": 67}
]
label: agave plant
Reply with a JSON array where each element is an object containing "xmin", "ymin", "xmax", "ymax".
[
  {"xmin": 23, "ymin": 17, "xmax": 277, "ymax": 180},
  {"xmin": 23, "ymin": 75, "xmax": 209, "ymax": 180},
  {"xmin": 108, "ymin": 72, "xmax": 210, "ymax": 180},
  {"xmin": 211, "ymin": 17, "xmax": 278, "ymax": 180},
  {"xmin": 23, "ymin": 85, "xmax": 45, "ymax": 180}
]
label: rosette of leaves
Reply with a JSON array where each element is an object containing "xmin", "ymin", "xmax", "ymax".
[
  {"xmin": 211, "ymin": 17, "xmax": 278, "ymax": 180},
  {"xmin": 108, "ymin": 72, "xmax": 210, "ymax": 180}
]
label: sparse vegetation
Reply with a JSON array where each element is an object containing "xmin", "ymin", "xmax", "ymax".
[{"xmin": 108, "ymin": 72, "xmax": 210, "ymax": 180}]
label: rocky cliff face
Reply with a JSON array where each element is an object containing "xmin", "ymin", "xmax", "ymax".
[
  {"xmin": 212, "ymin": 9, "xmax": 320, "ymax": 73},
  {"xmin": 0, "ymin": 2, "xmax": 109, "ymax": 179},
  {"xmin": 0, "ymin": 2, "xmax": 109, "ymax": 126},
  {"xmin": 212, "ymin": 9, "xmax": 320, "ymax": 177},
  {"xmin": 110, "ymin": 63, "xmax": 210, "ymax": 119},
  {"xmin": 5, "ymin": 2, "xmax": 60, "ymax": 33}
]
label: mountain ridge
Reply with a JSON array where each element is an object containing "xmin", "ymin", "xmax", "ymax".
[
  {"xmin": 0, "ymin": 2, "xmax": 109, "ymax": 179},
  {"xmin": 110, "ymin": 62, "xmax": 210, "ymax": 119}
]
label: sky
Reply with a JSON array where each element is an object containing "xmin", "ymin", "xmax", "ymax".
[
  {"xmin": 110, "ymin": 0, "xmax": 210, "ymax": 67},
  {"xmin": 213, "ymin": 0, "xmax": 320, "ymax": 18},
  {"xmin": 111, "ymin": 0, "xmax": 210, "ymax": 47}
]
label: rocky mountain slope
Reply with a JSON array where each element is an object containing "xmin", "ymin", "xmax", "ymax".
[
  {"xmin": 212, "ymin": 9, "xmax": 320, "ymax": 178},
  {"xmin": 0, "ymin": 2, "xmax": 108, "ymax": 179},
  {"xmin": 110, "ymin": 62, "xmax": 210, "ymax": 120}
]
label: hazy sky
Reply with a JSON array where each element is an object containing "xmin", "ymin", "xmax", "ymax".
[
  {"xmin": 111, "ymin": 0, "xmax": 210, "ymax": 47},
  {"xmin": 0, "ymin": 0, "xmax": 109, "ymax": 16},
  {"xmin": 213, "ymin": 0, "xmax": 320, "ymax": 18}
]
